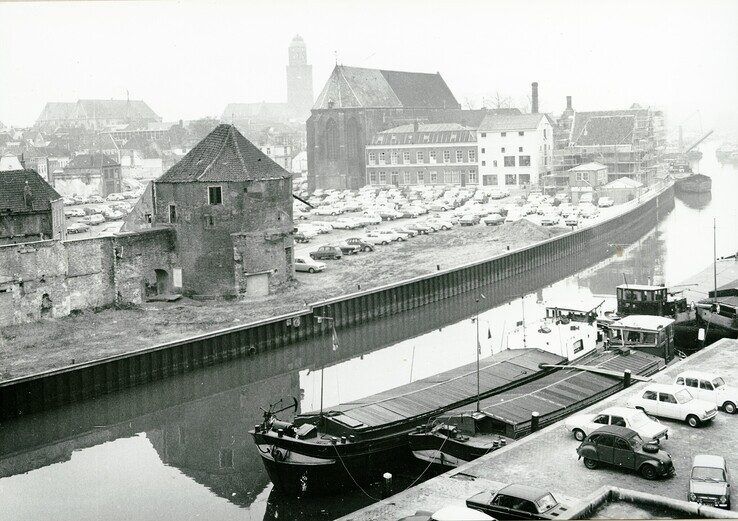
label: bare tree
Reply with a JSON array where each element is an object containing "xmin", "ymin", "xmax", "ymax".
[{"xmin": 462, "ymin": 97, "xmax": 477, "ymax": 110}]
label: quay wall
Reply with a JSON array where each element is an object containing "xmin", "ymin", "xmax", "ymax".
[{"xmin": 0, "ymin": 183, "xmax": 675, "ymax": 420}]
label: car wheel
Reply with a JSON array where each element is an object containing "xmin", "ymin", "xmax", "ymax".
[
  {"xmin": 583, "ymin": 457, "xmax": 598, "ymax": 470},
  {"xmin": 723, "ymin": 401, "xmax": 737, "ymax": 414},
  {"xmin": 382, "ymin": 241, "xmax": 389, "ymax": 245},
  {"xmin": 363, "ymin": 246, "xmax": 371, "ymax": 252},
  {"xmin": 308, "ymin": 267, "xmax": 315, "ymax": 273},
  {"xmin": 686, "ymin": 415, "xmax": 701, "ymax": 428},
  {"xmin": 640, "ymin": 464, "xmax": 657, "ymax": 480},
  {"xmin": 398, "ymin": 237, "xmax": 405, "ymax": 241},
  {"xmin": 573, "ymin": 429, "xmax": 586, "ymax": 442}
]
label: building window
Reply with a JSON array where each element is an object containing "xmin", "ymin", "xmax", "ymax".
[
  {"xmin": 519, "ymin": 174, "xmax": 531, "ymax": 184},
  {"xmin": 391, "ymin": 152, "xmax": 398, "ymax": 165},
  {"xmin": 168, "ymin": 204, "xmax": 176, "ymax": 223},
  {"xmin": 403, "ymin": 172, "xmax": 411, "ymax": 185},
  {"xmin": 444, "ymin": 171, "xmax": 453, "ymax": 184},
  {"xmin": 505, "ymin": 174, "xmax": 517, "ymax": 185},
  {"xmin": 482, "ymin": 174, "xmax": 497, "ymax": 186},
  {"xmin": 430, "ymin": 150, "xmax": 437, "ymax": 163},
  {"xmin": 519, "ymin": 155, "xmax": 531, "ymax": 166},
  {"xmin": 368, "ymin": 152, "xmax": 376, "ymax": 165},
  {"xmin": 501, "ymin": 147, "xmax": 505, "ymax": 153},
  {"xmin": 391, "ymin": 171, "xmax": 399, "ymax": 185},
  {"xmin": 379, "ymin": 152, "xmax": 386, "ymax": 165},
  {"xmin": 576, "ymin": 172, "xmax": 589, "ymax": 182},
  {"xmin": 208, "ymin": 186, "xmax": 222, "ymax": 205},
  {"xmin": 480, "ymin": 132, "xmax": 486, "ymax": 137},
  {"xmin": 518, "ymin": 147, "xmax": 523, "ymax": 152},
  {"xmin": 543, "ymin": 129, "xmax": 547, "ymax": 139},
  {"xmin": 403, "ymin": 151, "xmax": 411, "ymax": 164},
  {"xmin": 504, "ymin": 156, "xmax": 515, "ymax": 167},
  {"xmin": 481, "ymin": 148, "xmax": 485, "ymax": 154},
  {"xmin": 482, "ymin": 161, "xmax": 486, "ymax": 167},
  {"xmin": 518, "ymin": 131, "xmax": 524, "ymax": 136},
  {"xmin": 417, "ymin": 172, "xmax": 425, "ymax": 184},
  {"xmin": 379, "ymin": 171, "xmax": 387, "ymax": 184},
  {"xmin": 369, "ymin": 172, "xmax": 377, "ymax": 184},
  {"xmin": 443, "ymin": 150, "xmax": 451, "ymax": 163},
  {"xmin": 493, "ymin": 160, "xmax": 498, "ymax": 167},
  {"xmin": 455, "ymin": 150, "xmax": 463, "ymax": 162},
  {"xmin": 430, "ymin": 171, "xmax": 438, "ymax": 183},
  {"xmin": 501, "ymin": 132, "xmax": 506, "ymax": 137},
  {"xmin": 468, "ymin": 149, "xmax": 476, "ymax": 162},
  {"xmin": 468, "ymin": 171, "xmax": 478, "ymax": 183},
  {"xmin": 416, "ymin": 151, "xmax": 424, "ymax": 163}
]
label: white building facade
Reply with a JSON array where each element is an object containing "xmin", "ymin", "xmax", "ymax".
[{"xmin": 477, "ymin": 113, "xmax": 553, "ymax": 188}]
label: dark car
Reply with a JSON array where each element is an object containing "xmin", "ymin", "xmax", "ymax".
[
  {"xmin": 576, "ymin": 425, "xmax": 674, "ymax": 480},
  {"xmin": 309, "ymin": 245, "xmax": 343, "ymax": 260},
  {"xmin": 346, "ymin": 237, "xmax": 375, "ymax": 252},
  {"xmin": 466, "ymin": 483, "xmax": 569, "ymax": 520},
  {"xmin": 338, "ymin": 243, "xmax": 361, "ymax": 255}
]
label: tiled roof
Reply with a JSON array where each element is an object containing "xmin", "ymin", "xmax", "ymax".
[
  {"xmin": 36, "ymin": 102, "xmax": 77, "ymax": 123},
  {"xmin": 478, "ymin": 113, "xmax": 548, "ymax": 132},
  {"xmin": 604, "ymin": 176, "xmax": 643, "ymax": 188},
  {"xmin": 370, "ymin": 123, "xmax": 476, "ymax": 145},
  {"xmin": 66, "ymin": 153, "xmax": 120, "ymax": 169},
  {"xmin": 157, "ymin": 124, "xmax": 291, "ymax": 183},
  {"xmin": 0, "ymin": 169, "xmax": 61, "ymax": 213},
  {"xmin": 313, "ymin": 65, "xmax": 460, "ymax": 110},
  {"xmin": 77, "ymin": 99, "xmax": 160, "ymax": 121},
  {"xmin": 570, "ymin": 111, "xmax": 642, "ymax": 147}
]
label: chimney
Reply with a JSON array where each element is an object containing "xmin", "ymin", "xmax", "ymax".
[
  {"xmin": 531, "ymin": 82, "xmax": 539, "ymax": 114},
  {"xmin": 413, "ymin": 120, "xmax": 419, "ymax": 132},
  {"xmin": 566, "ymin": 96, "xmax": 573, "ymax": 111}
]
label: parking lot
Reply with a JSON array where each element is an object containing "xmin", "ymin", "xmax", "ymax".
[
  {"xmin": 62, "ymin": 189, "xmax": 144, "ymax": 239},
  {"xmin": 342, "ymin": 338, "xmax": 738, "ymax": 520}
]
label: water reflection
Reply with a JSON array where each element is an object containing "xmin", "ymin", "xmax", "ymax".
[{"xmin": 1, "ymin": 144, "xmax": 736, "ymax": 521}]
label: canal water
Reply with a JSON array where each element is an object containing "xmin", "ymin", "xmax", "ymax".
[{"xmin": 1, "ymin": 144, "xmax": 736, "ymax": 521}]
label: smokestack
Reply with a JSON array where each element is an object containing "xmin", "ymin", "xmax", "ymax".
[
  {"xmin": 531, "ymin": 82, "xmax": 539, "ymax": 114},
  {"xmin": 566, "ymin": 96, "xmax": 573, "ymax": 111}
]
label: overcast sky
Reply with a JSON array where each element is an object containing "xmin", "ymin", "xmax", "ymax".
[{"xmin": 2, "ymin": 0, "xmax": 737, "ymax": 137}]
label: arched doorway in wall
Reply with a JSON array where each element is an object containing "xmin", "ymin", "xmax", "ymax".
[{"xmin": 155, "ymin": 269, "xmax": 170, "ymax": 295}]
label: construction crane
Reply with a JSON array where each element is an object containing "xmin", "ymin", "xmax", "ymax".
[{"xmin": 684, "ymin": 130, "xmax": 714, "ymax": 154}]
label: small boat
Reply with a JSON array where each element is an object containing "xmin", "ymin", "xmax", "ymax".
[
  {"xmin": 716, "ymin": 144, "xmax": 738, "ymax": 164},
  {"xmin": 675, "ymin": 173, "xmax": 712, "ymax": 193},
  {"xmin": 409, "ymin": 412, "xmax": 509, "ymax": 468},
  {"xmin": 695, "ymin": 297, "xmax": 738, "ymax": 339}
]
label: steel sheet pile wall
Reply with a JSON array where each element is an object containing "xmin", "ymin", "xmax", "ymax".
[{"xmin": 0, "ymin": 184, "xmax": 674, "ymax": 420}]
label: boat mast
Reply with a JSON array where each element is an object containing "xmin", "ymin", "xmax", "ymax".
[
  {"xmin": 315, "ymin": 313, "xmax": 335, "ymax": 428},
  {"xmin": 476, "ymin": 293, "xmax": 486, "ymax": 412},
  {"xmin": 713, "ymin": 218, "xmax": 717, "ymax": 303}
]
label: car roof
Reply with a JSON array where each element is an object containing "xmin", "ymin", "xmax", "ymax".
[
  {"xmin": 497, "ymin": 483, "xmax": 554, "ymax": 501},
  {"xmin": 693, "ymin": 454, "xmax": 726, "ymax": 468},
  {"xmin": 600, "ymin": 406, "xmax": 638, "ymax": 417},
  {"xmin": 677, "ymin": 370, "xmax": 718, "ymax": 380},
  {"xmin": 642, "ymin": 383, "xmax": 682, "ymax": 393},
  {"xmin": 590, "ymin": 425, "xmax": 638, "ymax": 437}
]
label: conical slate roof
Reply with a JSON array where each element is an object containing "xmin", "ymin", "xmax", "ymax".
[{"xmin": 157, "ymin": 124, "xmax": 291, "ymax": 183}]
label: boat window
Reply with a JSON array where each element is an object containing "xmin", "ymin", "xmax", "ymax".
[
  {"xmin": 642, "ymin": 332, "xmax": 657, "ymax": 345},
  {"xmin": 700, "ymin": 380, "xmax": 714, "ymax": 391},
  {"xmin": 626, "ymin": 330, "xmax": 641, "ymax": 343},
  {"xmin": 713, "ymin": 377, "xmax": 725, "ymax": 388}
]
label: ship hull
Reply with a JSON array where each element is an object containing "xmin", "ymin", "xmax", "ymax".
[{"xmin": 675, "ymin": 175, "xmax": 712, "ymax": 194}]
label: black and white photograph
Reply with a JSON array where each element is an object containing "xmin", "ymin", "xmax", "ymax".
[{"xmin": 1, "ymin": 1, "xmax": 738, "ymax": 519}]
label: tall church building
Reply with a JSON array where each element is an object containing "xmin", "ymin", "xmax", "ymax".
[{"xmin": 286, "ymin": 35, "xmax": 314, "ymax": 120}]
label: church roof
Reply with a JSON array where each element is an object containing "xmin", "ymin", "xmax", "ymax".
[
  {"xmin": 0, "ymin": 169, "xmax": 61, "ymax": 213},
  {"xmin": 157, "ymin": 124, "xmax": 291, "ymax": 183},
  {"xmin": 313, "ymin": 65, "xmax": 460, "ymax": 110}
]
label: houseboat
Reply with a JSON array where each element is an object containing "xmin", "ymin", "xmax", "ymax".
[
  {"xmin": 615, "ymin": 284, "xmax": 690, "ymax": 320},
  {"xmin": 605, "ymin": 315, "xmax": 676, "ymax": 363}
]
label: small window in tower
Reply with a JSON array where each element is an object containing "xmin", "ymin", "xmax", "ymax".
[{"xmin": 208, "ymin": 186, "xmax": 222, "ymax": 205}]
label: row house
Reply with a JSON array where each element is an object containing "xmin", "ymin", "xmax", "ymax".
[
  {"xmin": 365, "ymin": 123, "xmax": 477, "ymax": 186},
  {"xmin": 477, "ymin": 113, "xmax": 553, "ymax": 188}
]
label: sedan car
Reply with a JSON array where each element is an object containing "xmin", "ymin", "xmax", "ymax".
[
  {"xmin": 689, "ymin": 454, "xmax": 730, "ymax": 509},
  {"xmin": 407, "ymin": 223, "xmax": 432, "ymax": 235},
  {"xmin": 64, "ymin": 207, "xmax": 86, "ymax": 218},
  {"xmin": 540, "ymin": 215, "xmax": 559, "ymax": 226},
  {"xmin": 338, "ymin": 243, "xmax": 361, "ymax": 255},
  {"xmin": 626, "ymin": 383, "xmax": 718, "ymax": 427},
  {"xmin": 576, "ymin": 425, "xmax": 674, "ymax": 480},
  {"xmin": 309, "ymin": 246, "xmax": 342, "ymax": 260},
  {"xmin": 398, "ymin": 505, "xmax": 494, "ymax": 521},
  {"xmin": 482, "ymin": 214, "xmax": 504, "ymax": 226},
  {"xmin": 598, "ymin": 197, "xmax": 614, "ymax": 208},
  {"xmin": 564, "ymin": 217, "xmax": 579, "ymax": 227},
  {"xmin": 345, "ymin": 237, "xmax": 375, "ymax": 252},
  {"xmin": 392, "ymin": 226, "xmax": 418, "ymax": 238},
  {"xmin": 67, "ymin": 222, "xmax": 90, "ymax": 234},
  {"xmin": 564, "ymin": 406, "xmax": 669, "ymax": 442},
  {"xmin": 106, "ymin": 193, "xmax": 125, "ymax": 201},
  {"xmin": 459, "ymin": 214, "xmax": 481, "ymax": 226},
  {"xmin": 294, "ymin": 257, "xmax": 326, "ymax": 273},
  {"xmin": 466, "ymin": 484, "xmax": 568, "ymax": 520}
]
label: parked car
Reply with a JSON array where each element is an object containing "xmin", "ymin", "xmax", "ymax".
[
  {"xmin": 294, "ymin": 257, "xmax": 326, "ymax": 273},
  {"xmin": 338, "ymin": 243, "xmax": 361, "ymax": 255},
  {"xmin": 459, "ymin": 214, "xmax": 480, "ymax": 226},
  {"xmin": 62, "ymin": 197, "xmax": 75, "ymax": 206},
  {"xmin": 427, "ymin": 218, "xmax": 453, "ymax": 230},
  {"xmin": 309, "ymin": 246, "xmax": 342, "ymax": 260},
  {"xmin": 625, "ymin": 383, "xmax": 718, "ymax": 427},
  {"xmin": 598, "ymin": 196, "xmax": 614, "ymax": 208},
  {"xmin": 466, "ymin": 484, "xmax": 567, "ymax": 520},
  {"xmin": 407, "ymin": 223, "xmax": 432, "ymax": 235},
  {"xmin": 313, "ymin": 206, "xmax": 342, "ymax": 216},
  {"xmin": 332, "ymin": 218, "xmax": 363, "ymax": 230},
  {"xmin": 482, "ymin": 213, "xmax": 505, "ymax": 226},
  {"xmin": 398, "ymin": 505, "xmax": 495, "ymax": 521},
  {"xmin": 64, "ymin": 207, "xmax": 86, "ymax": 218},
  {"xmin": 310, "ymin": 221, "xmax": 334, "ymax": 234},
  {"xmin": 106, "ymin": 193, "xmax": 125, "ymax": 201},
  {"xmin": 73, "ymin": 194, "xmax": 88, "ymax": 204},
  {"xmin": 368, "ymin": 229, "xmax": 404, "ymax": 242},
  {"xmin": 689, "ymin": 454, "xmax": 730, "ymax": 509},
  {"xmin": 576, "ymin": 425, "xmax": 675, "ymax": 480},
  {"xmin": 88, "ymin": 195, "xmax": 104, "ymax": 204},
  {"xmin": 564, "ymin": 216, "xmax": 579, "ymax": 227},
  {"xmin": 345, "ymin": 237, "xmax": 375, "ymax": 252},
  {"xmin": 80, "ymin": 214, "xmax": 106, "ymax": 226},
  {"xmin": 294, "ymin": 231, "xmax": 310, "ymax": 243},
  {"xmin": 674, "ymin": 371, "xmax": 738, "ymax": 414},
  {"xmin": 391, "ymin": 227, "xmax": 418, "ymax": 239},
  {"xmin": 104, "ymin": 209, "xmax": 125, "ymax": 220},
  {"xmin": 357, "ymin": 214, "xmax": 382, "ymax": 226},
  {"xmin": 378, "ymin": 208, "xmax": 403, "ymax": 220},
  {"xmin": 540, "ymin": 215, "xmax": 559, "ymax": 226},
  {"xmin": 67, "ymin": 222, "xmax": 90, "ymax": 234},
  {"xmin": 564, "ymin": 406, "xmax": 669, "ymax": 442}
]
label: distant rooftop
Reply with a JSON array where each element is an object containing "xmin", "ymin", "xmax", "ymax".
[
  {"xmin": 478, "ymin": 112, "xmax": 549, "ymax": 132},
  {"xmin": 0, "ymin": 169, "xmax": 61, "ymax": 213},
  {"xmin": 569, "ymin": 162, "xmax": 608, "ymax": 172},
  {"xmin": 611, "ymin": 315, "xmax": 675, "ymax": 330}
]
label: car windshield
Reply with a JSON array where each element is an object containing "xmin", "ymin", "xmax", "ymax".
[
  {"xmin": 629, "ymin": 434, "xmax": 645, "ymax": 450},
  {"xmin": 692, "ymin": 466, "xmax": 726, "ymax": 482},
  {"xmin": 536, "ymin": 493, "xmax": 558, "ymax": 512},
  {"xmin": 712, "ymin": 377, "xmax": 725, "ymax": 388},
  {"xmin": 675, "ymin": 389, "xmax": 693, "ymax": 404}
]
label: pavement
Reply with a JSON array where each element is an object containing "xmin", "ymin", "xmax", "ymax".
[{"xmin": 339, "ymin": 338, "xmax": 738, "ymax": 520}]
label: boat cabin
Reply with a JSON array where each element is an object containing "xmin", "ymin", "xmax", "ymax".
[
  {"xmin": 695, "ymin": 297, "xmax": 738, "ymax": 335},
  {"xmin": 616, "ymin": 284, "xmax": 688, "ymax": 318},
  {"xmin": 606, "ymin": 314, "xmax": 675, "ymax": 363},
  {"xmin": 437, "ymin": 411, "xmax": 495, "ymax": 437}
]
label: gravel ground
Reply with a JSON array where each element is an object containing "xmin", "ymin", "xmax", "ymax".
[{"xmin": 0, "ymin": 219, "xmax": 565, "ymax": 381}]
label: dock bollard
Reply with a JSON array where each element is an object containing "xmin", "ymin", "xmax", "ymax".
[
  {"xmin": 623, "ymin": 370, "xmax": 632, "ymax": 389},
  {"xmin": 530, "ymin": 411, "xmax": 540, "ymax": 433},
  {"xmin": 382, "ymin": 472, "xmax": 393, "ymax": 498}
]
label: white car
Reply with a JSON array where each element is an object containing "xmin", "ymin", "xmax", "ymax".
[
  {"xmin": 67, "ymin": 222, "xmax": 89, "ymax": 234},
  {"xmin": 399, "ymin": 505, "xmax": 495, "ymax": 521},
  {"xmin": 674, "ymin": 371, "xmax": 738, "ymax": 414},
  {"xmin": 294, "ymin": 257, "xmax": 326, "ymax": 273},
  {"xmin": 312, "ymin": 206, "xmax": 342, "ymax": 216},
  {"xmin": 310, "ymin": 221, "xmax": 333, "ymax": 233},
  {"xmin": 64, "ymin": 207, "xmax": 86, "ymax": 218},
  {"xmin": 332, "ymin": 218, "xmax": 362, "ymax": 230},
  {"xmin": 564, "ymin": 406, "xmax": 669, "ymax": 442},
  {"xmin": 372, "ymin": 229, "xmax": 404, "ymax": 242},
  {"xmin": 626, "ymin": 383, "xmax": 718, "ymax": 428},
  {"xmin": 106, "ymin": 193, "xmax": 125, "ymax": 201},
  {"xmin": 598, "ymin": 196, "xmax": 615, "ymax": 208}
]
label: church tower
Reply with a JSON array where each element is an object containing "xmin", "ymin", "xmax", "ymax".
[{"xmin": 286, "ymin": 35, "xmax": 314, "ymax": 119}]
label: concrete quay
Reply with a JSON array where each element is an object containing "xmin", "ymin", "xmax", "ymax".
[{"xmin": 340, "ymin": 338, "xmax": 738, "ymax": 520}]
